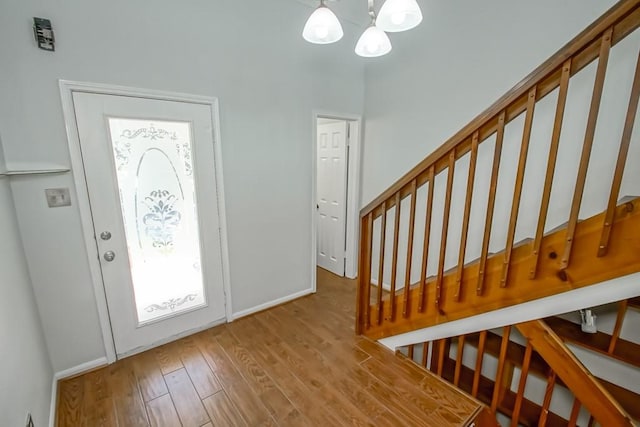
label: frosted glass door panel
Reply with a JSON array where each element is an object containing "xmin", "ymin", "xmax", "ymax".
[{"xmin": 108, "ymin": 118, "xmax": 206, "ymax": 324}]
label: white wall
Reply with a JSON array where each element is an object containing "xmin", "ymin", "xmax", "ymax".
[
  {"xmin": 0, "ymin": 0, "xmax": 365, "ymax": 372},
  {"xmin": 0, "ymin": 148, "xmax": 54, "ymax": 427},
  {"xmin": 363, "ymin": 0, "xmax": 640, "ymax": 293},
  {"xmin": 362, "ymin": 0, "xmax": 619, "ymax": 204}
]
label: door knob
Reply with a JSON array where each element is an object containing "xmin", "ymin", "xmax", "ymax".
[
  {"xmin": 103, "ymin": 251, "xmax": 116, "ymax": 262},
  {"xmin": 100, "ymin": 231, "xmax": 112, "ymax": 241}
]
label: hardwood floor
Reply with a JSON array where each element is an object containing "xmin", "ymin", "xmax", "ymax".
[{"xmin": 56, "ymin": 268, "xmax": 485, "ymax": 426}]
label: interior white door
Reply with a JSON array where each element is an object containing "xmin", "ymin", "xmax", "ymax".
[
  {"xmin": 317, "ymin": 120, "xmax": 349, "ymax": 276},
  {"xmin": 72, "ymin": 92, "xmax": 227, "ymax": 357}
]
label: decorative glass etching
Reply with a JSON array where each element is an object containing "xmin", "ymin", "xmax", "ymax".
[{"xmin": 108, "ymin": 118, "xmax": 205, "ymax": 324}]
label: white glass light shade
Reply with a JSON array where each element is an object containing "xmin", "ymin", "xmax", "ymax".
[
  {"xmin": 376, "ymin": 0, "xmax": 423, "ymax": 32},
  {"xmin": 355, "ymin": 25, "xmax": 392, "ymax": 57},
  {"xmin": 302, "ymin": 5, "xmax": 344, "ymax": 44}
]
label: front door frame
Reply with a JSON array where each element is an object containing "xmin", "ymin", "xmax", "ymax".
[
  {"xmin": 59, "ymin": 80, "xmax": 233, "ymax": 363},
  {"xmin": 312, "ymin": 111, "xmax": 362, "ymax": 287}
]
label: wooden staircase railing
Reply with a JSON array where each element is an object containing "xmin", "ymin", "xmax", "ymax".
[
  {"xmin": 356, "ymin": 0, "xmax": 640, "ymax": 339},
  {"xmin": 398, "ymin": 317, "xmax": 640, "ymax": 426}
]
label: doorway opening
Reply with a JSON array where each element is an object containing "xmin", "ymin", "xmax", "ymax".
[{"xmin": 313, "ymin": 113, "xmax": 361, "ymax": 281}]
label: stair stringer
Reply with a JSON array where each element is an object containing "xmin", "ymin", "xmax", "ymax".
[
  {"xmin": 365, "ymin": 198, "xmax": 640, "ymax": 340},
  {"xmin": 517, "ymin": 320, "xmax": 634, "ymax": 426},
  {"xmin": 379, "ymin": 271, "xmax": 640, "ymax": 351}
]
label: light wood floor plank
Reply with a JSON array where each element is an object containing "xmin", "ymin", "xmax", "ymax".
[
  {"xmin": 202, "ymin": 390, "xmax": 247, "ymax": 427},
  {"xmin": 55, "ymin": 268, "xmax": 485, "ymax": 427},
  {"xmin": 146, "ymin": 394, "xmax": 181, "ymax": 427},
  {"xmin": 108, "ymin": 359, "xmax": 149, "ymax": 427},
  {"xmin": 176, "ymin": 336, "xmax": 222, "ymax": 399},
  {"xmin": 153, "ymin": 341, "xmax": 184, "ymax": 376},
  {"xmin": 130, "ymin": 349, "xmax": 169, "ymax": 402},
  {"xmin": 164, "ymin": 368, "xmax": 210, "ymax": 427},
  {"xmin": 57, "ymin": 376, "xmax": 84, "ymax": 426}
]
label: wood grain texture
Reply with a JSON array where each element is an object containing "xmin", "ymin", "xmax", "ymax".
[
  {"xmin": 363, "ymin": 197, "xmax": 640, "ymax": 340},
  {"xmin": 599, "ymin": 49, "xmax": 640, "ymax": 256},
  {"xmin": 146, "ymin": 394, "xmax": 181, "ymax": 427},
  {"xmin": 56, "ymin": 268, "xmax": 487, "ymax": 426},
  {"xmin": 517, "ymin": 319, "xmax": 634, "ymax": 426},
  {"xmin": 561, "ymin": 28, "xmax": 613, "ymax": 270},
  {"xmin": 164, "ymin": 368, "xmax": 210, "ymax": 427},
  {"xmin": 357, "ymin": 0, "xmax": 640, "ymax": 342}
]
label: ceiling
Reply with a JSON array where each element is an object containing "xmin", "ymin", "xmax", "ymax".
[{"xmin": 291, "ymin": 0, "xmax": 371, "ymax": 26}]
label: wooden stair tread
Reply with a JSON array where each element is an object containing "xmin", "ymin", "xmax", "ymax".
[{"xmin": 545, "ymin": 316, "xmax": 640, "ymax": 368}]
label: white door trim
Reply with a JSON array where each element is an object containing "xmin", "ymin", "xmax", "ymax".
[
  {"xmin": 311, "ymin": 111, "xmax": 362, "ymax": 287},
  {"xmin": 59, "ymin": 80, "xmax": 233, "ymax": 363}
]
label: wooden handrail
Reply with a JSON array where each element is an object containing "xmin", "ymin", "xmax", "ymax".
[
  {"xmin": 360, "ymin": 0, "xmax": 640, "ymax": 218},
  {"xmin": 517, "ymin": 320, "xmax": 634, "ymax": 426},
  {"xmin": 357, "ymin": 0, "xmax": 640, "ymax": 339}
]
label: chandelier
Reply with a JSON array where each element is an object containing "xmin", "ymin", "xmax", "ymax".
[{"xmin": 302, "ymin": 0, "xmax": 423, "ymax": 57}]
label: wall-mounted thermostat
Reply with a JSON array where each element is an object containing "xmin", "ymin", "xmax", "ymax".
[
  {"xmin": 45, "ymin": 188, "xmax": 71, "ymax": 208},
  {"xmin": 33, "ymin": 17, "xmax": 55, "ymax": 51}
]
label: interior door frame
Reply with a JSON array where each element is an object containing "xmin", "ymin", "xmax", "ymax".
[
  {"xmin": 312, "ymin": 111, "xmax": 362, "ymax": 286},
  {"xmin": 59, "ymin": 80, "xmax": 233, "ymax": 363}
]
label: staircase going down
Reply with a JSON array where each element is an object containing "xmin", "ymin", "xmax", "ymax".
[
  {"xmin": 397, "ymin": 296, "xmax": 640, "ymax": 426},
  {"xmin": 356, "ymin": 2, "xmax": 640, "ymax": 426}
]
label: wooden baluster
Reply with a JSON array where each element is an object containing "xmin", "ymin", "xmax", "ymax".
[
  {"xmin": 419, "ymin": 166, "xmax": 435, "ymax": 312},
  {"xmin": 407, "ymin": 344, "xmax": 414, "ymax": 361},
  {"xmin": 608, "ymin": 299, "xmax": 628, "ymax": 354},
  {"xmin": 421, "ymin": 342, "xmax": 429, "ymax": 368},
  {"xmin": 501, "ymin": 86, "xmax": 537, "ymax": 287},
  {"xmin": 356, "ymin": 213, "xmax": 373, "ymax": 333},
  {"xmin": 376, "ymin": 202, "xmax": 387, "ymax": 325},
  {"xmin": 403, "ymin": 180, "xmax": 418, "ymax": 317},
  {"xmin": 491, "ymin": 326, "xmax": 512, "ymax": 413},
  {"xmin": 530, "ymin": 59, "xmax": 572, "ymax": 279},
  {"xmin": 472, "ymin": 330, "xmax": 487, "ymax": 398},
  {"xmin": 598, "ymin": 49, "xmax": 640, "ymax": 257},
  {"xmin": 429, "ymin": 340, "xmax": 440, "ymax": 373},
  {"xmin": 561, "ymin": 28, "xmax": 613, "ymax": 269},
  {"xmin": 538, "ymin": 371, "xmax": 557, "ymax": 427},
  {"xmin": 436, "ymin": 152, "xmax": 456, "ymax": 308},
  {"xmin": 477, "ymin": 111, "xmax": 506, "ymax": 295},
  {"xmin": 455, "ymin": 132, "xmax": 479, "ymax": 301},
  {"xmin": 437, "ymin": 338, "xmax": 449, "ymax": 377},
  {"xmin": 453, "ymin": 335, "xmax": 466, "ymax": 387},
  {"xmin": 389, "ymin": 192, "xmax": 401, "ymax": 321},
  {"xmin": 510, "ymin": 342, "xmax": 533, "ymax": 427},
  {"xmin": 568, "ymin": 398, "xmax": 582, "ymax": 427}
]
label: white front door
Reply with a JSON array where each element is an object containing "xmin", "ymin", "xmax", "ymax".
[
  {"xmin": 316, "ymin": 120, "xmax": 348, "ymax": 276},
  {"xmin": 72, "ymin": 92, "xmax": 227, "ymax": 357}
]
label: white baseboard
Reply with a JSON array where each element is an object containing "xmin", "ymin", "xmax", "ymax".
[
  {"xmin": 54, "ymin": 357, "xmax": 108, "ymax": 381},
  {"xmin": 231, "ymin": 288, "xmax": 314, "ymax": 320},
  {"xmin": 48, "ymin": 375, "xmax": 58, "ymax": 427}
]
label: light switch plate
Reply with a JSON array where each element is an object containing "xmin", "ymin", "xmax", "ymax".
[{"xmin": 45, "ymin": 188, "xmax": 71, "ymax": 207}]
